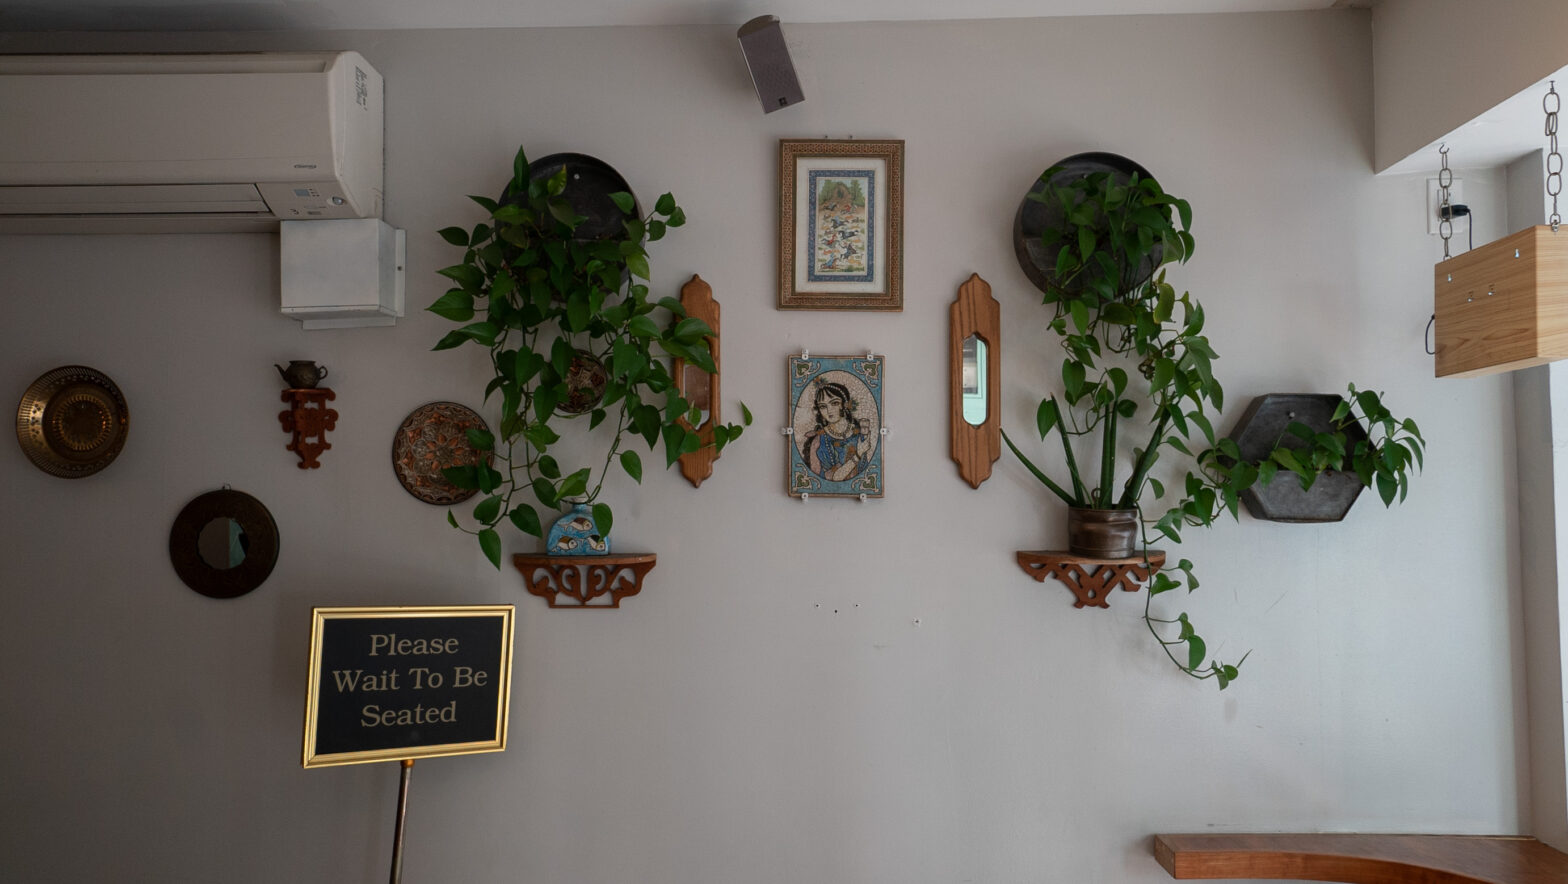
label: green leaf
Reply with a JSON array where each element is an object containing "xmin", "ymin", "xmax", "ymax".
[
  {"xmin": 609, "ymin": 192, "xmax": 636, "ymax": 214},
  {"xmin": 655, "ymin": 192, "xmax": 677, "ymax": 215},
  {"xmin": 1101, "ymin": 302, "xmax": 1135, "ymax": 325},
  {"xmin": 1036, "ymin": 398, "xmax": 1060, "ymax": 439},
  {"xmin": 625, "ymin": 252, "xmax": 651, "ymax": 281},
  {"xmin": 558, "ymin": 468, "xmax": 591, "ymax": 500},
  {"xmin": 470, "ymin": 529, "xmax": 501, "ymax": 570},
  {"xmin": 509, "ymin": 503, "xmax": 542, "ymax": 537},
  {"xmin": 446, "ymin": 510, "xmax": 460, "ymax": 529},
  {"xmin": 1063, "ymin": 361, "xmax": 1086, "ymax": 399},
  {"xmin": 537, "ymin": 455, "xmax": 561, "ymax": 479},
  {"xmin": 592, "ymin": 503, "xmax": 613, "ymax": 539},
  {"xmin": 672, "ymin": 317, "xmax": 715, "ymax": 343},
  {"xmin": 433, "ymin": 330, "xmax": 469, "ymax": 351},
  {"xmin": 458, "ymin": 321, "xmax": 501, "ymax": 346},
  {"xmin": 477, "ymin": 528, "xmax": 502, "ymax": 569},
  {"xmin": 473, "ymin": 494, "xmax": 502, "ymax": 524},
  {"xmin": 1149, "ymin": 572, "xmax": 1179, "ymax": 595},
  {"xmin": 1077, "ymin": 226, "xmax": 1095, "ymax": 261},
  {"xmin": 741, "ymin": 403, "xmax": 754, "ymax": 425},
  {"xmin": 465, "ymin": 427, "xmax": 495, "ymax": 451},
  {"xmin": 1271, "ymin": 447, "xmax": 1305, "ymax": 476},
  {"xmin": 1186, "ymin": 635, "xmax": 1208, "ymax": 671},
  {"xmin": 1069, "ymin": 300, "xmax": 1090, "ymax": 333},
  {"xmin": 477, "ymin": 465, "xmax": 503, "ymax": 494},
  {"xmin": 1151, "ymin": 358, "xmax": 1175, "ymax": 391},
  {"xmin": 667, "ymin": 206, "xmax": 687, "ymax": 227},
  {"xmin": 628, "ymin": 314, "xmax": 661, "ymax": 339},
  {"xmin": 437, "ymin": 263, "xmax": 485, "ymax": 291},
  {"xmin": 524, "ymin": 422, "xmax": 561, "ymax": 450},
  {"xmin": 438, "ymin": 226, "xmax": 470, "ymax": 246},
  {"xmin": 621, "ymin": 449, "xmax": 644, "ymax": 483},
  {"xmin": 1377, "ymin": 471, "xmax": 1397, "ymax": 506},
  {"xmin": 441, "ymin": 465, "xmax": 480, "ymax": 490},
  {"xmin": 1188, "ymin": 411, "xmax": 1215, "ymax": 445}
]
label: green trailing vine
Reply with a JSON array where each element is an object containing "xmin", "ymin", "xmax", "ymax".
[
  {"xmin": 429, "ymin": 145, "xmax": 750, "ymax": 568},
  {"xmin": 1007, "ymin": 163, "xmax": 1424, "ymax": 688}
]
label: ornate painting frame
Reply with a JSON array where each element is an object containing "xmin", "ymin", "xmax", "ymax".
[
  {"xmin": 778, "ymin": 139, "xmax": 904, "ymax": 311},
  {"xmin": 787, "ymin": 354, "xmax": 885, "ymax": 499}
]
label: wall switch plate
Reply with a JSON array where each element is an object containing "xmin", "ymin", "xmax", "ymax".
[{"xmin": 1427, "ymin": 177, "xmax": 1466, "ymax": 235}]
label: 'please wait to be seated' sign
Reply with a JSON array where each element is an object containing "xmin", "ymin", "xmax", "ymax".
[{"xmin": 302, "ymin": 605, "xmax": 515, "ymax": 769}]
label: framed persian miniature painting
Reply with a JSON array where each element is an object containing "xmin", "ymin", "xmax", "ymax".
[
  {"xmin": 787, "ymin": 354, "xmax": 885, "ymax": 499},
  {"xmin": 778, "ymin": 139, "xmax": 904, "ymax": 311}
]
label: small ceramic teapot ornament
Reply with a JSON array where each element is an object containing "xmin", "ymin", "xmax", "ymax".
[{"xmin": 276, "ymin": 360, "xmax": 328, "ymax": 389}]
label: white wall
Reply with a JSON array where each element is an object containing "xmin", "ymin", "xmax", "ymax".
[{"xmin": 0, "ymin": 13, "xmax": 1530, "ymax": 883}]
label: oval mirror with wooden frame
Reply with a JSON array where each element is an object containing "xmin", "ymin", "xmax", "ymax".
[
  {"xmin": 951, "ymin": 274, "xmax": 1000, "ymax": 488},
  {"xmin": 169, "ymin": 488, "xmax": 279, "ymax": 599}
]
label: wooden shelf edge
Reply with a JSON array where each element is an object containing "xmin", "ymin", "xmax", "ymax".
[
  {"xmin": 511, "ymin": 552, "xmax": 657, "ymax": 609},
  {"xmin": 1016, "ymin": 550, "xmax": 1166, "ymax": 609},
  {"xmin": 1153, "ymin": 833, "xmax": 1568, "ymax": 884}
]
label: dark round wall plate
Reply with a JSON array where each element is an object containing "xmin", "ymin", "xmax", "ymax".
[
  {"xmin": 1012, "ymin": 152, "xmax": 1162, "ymax": 296},
  {"xmin": 512, "ymin": 152, "xmax": 641, "ymax": 242},
  {"xmin": 15, "ymin": 364, "xmax": 129, "ymax": 479}
]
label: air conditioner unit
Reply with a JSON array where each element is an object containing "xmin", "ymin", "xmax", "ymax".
[{"xmin": 0, "ymin": 51, "xmax": 382, "ymax": 233}]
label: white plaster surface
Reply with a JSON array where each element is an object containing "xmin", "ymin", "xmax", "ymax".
[{"xmin": 0, "ymin": 12, "xmax": 1530, "ymax": 883}]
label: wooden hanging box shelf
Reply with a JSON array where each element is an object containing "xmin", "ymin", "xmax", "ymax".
[{"xmin": 1435, "ymin": 225, "xmax": 1568, "ymax": 378}]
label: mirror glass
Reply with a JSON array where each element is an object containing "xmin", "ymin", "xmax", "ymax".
[
  {"xmin": 197, "ymin": 517, "xmax": 247, "ymax": 570},
  {"xmin": 961, "ymin": 334, "xmax": 988, "ymax": 426},
  {"xmin": 682, "ymin": 363, "xmax": 712, "ymax": 427}
]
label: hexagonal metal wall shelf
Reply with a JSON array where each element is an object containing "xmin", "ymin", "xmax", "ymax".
[{"xmin": 1227, "ymin": 393, "xmax": 1367, "ymax": 523}]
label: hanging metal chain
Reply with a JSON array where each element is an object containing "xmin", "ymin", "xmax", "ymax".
[
  {"xmin": 1438, "ymin": 144, "xmax": 1453, "ymax": 258},
  {"xmin": 1547, "ymin": 81, "xmax": 1562, "ymax": 231}
]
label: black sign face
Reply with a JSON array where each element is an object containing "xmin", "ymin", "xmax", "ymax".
[{"xmin": 303, "ymin": 606, "xmax": 514, "ymax": 768}]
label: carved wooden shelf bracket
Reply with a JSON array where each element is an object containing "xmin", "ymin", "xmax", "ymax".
[
  {"xmin": 512, "ymin": 553, "xmax": 657, "ymax": 608},
  {"xmin": 279, "ymin": 388, "xmax": 338, "ymax": 469},
  {"xmin": 1015, "ymin": 550, "xmax": 1166, "ymax": 608}
]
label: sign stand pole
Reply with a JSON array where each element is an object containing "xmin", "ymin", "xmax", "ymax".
[{"xmin": 389, "ymin": 759, "xmax": 414, "ymax": 884}]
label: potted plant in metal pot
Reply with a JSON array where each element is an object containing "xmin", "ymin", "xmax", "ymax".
[
  {"xmin": 1007, "ymin": 157, "xmax": 1424, "ymax": 687},
  {"xmin": 428, "ymin": 145, "xmax": 750, "ymax": 568}
]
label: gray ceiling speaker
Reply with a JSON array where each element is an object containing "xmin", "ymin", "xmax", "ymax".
[{"xmin": 737, "ymin": 15, "xmax": 804, "ymax": 113}]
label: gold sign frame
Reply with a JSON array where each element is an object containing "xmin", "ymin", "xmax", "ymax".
[{"xmin": 302, "ymin": 605, "xmax": 515, "ymax": 769}]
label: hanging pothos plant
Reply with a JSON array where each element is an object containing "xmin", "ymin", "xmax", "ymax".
[
  {"xmin": 1006, "ymin": 163, "xmax": 1424, "ymax": 688},
  {"xmin": 428, "ymin": 145, "xmax": 750, "ymax": 568}
]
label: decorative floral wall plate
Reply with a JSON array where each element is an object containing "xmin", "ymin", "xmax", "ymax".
[{"xmin": 392, "ymin": 402, "xmax": 493, "ymax": 505}]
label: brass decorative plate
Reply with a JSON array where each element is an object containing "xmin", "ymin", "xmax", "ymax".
[
  {"xmin": 392, "ymin": 402, "xmax": 492, "ymax": 505},
  {"xmin": 16, "ymin": 365, "xmax": 129, "ymax": 479}
]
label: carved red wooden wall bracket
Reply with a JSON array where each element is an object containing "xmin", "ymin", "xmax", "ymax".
[
  {"xmin": 1015, "ymin": 550, "xmax": 1166, "ymax": 609},
  {"xmin": 512, "ymin": 553, "xmax": 657, "ymax": 608},
  {"xmin": 279, "ymin": 388, "xmax": 338, "ymax": 469}
]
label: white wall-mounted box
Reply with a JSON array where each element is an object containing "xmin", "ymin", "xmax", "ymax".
[{"xmin": 281, "ymin": 218, "xmax": 405, "ymax": 330}]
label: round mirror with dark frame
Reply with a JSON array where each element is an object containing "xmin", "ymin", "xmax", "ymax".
[{"xmin": 169, "ymin": 488, "xmax": 279, "ymax": 599}]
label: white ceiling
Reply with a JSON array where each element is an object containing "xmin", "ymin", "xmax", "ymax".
[
  {"xmin": 13, "ymin": 0, "xmax": 1551, "ymax": 178},
  {"xmin": 0, "ymin": 0, "xmax": 1363, "ymax": 32}
]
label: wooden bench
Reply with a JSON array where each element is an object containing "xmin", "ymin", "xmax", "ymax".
[{"xmin": 1153, "ymin": 833, "xmax": 1568, "ymax": 883}]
